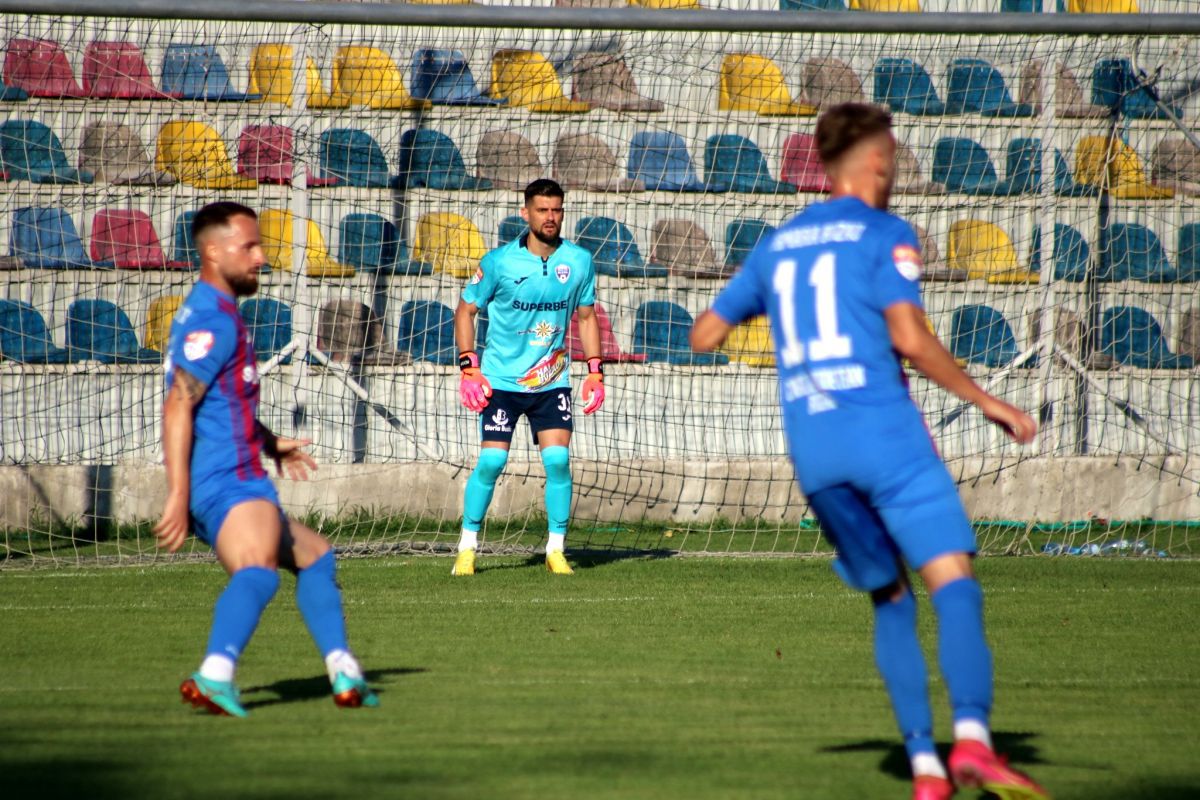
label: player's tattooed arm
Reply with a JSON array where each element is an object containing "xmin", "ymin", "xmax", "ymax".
[
  {"xmin": 170, "ymin": 366, "xmax": 208, "ymax": 407},
  {"xmin": 155, "ymin": 367, "xmax": 207, "ymax": 553}
]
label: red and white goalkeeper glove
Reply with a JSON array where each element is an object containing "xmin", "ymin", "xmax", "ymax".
[
  {"xmin": 581, "ymin": 357, "xmax": 605, "ymax": 415},
  {"xmin": 458, "ymin": 351, "xmax": 492, "ymax": 413}
]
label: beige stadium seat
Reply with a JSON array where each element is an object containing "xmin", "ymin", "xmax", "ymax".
[
  {"xmin": 649, "ymin": 218, "xmax": 727, "ymax": 278},
  {"xmin": 912, "ymin": 223, "xmax": 966, "ymax": 281},
  {"xmin": 801, "ymin": 57, "xmax": 866, "ymax": 109},
  {"xmin": 476, "ymin": 130, "xmax": 545, "ymax": 191},
  {"xmin": 553, "ymin": 133, "xmax": 644, "ymax": 192},
  {"xmin": 1151, "ymin": 138, "xmax": 1200, "ymax": 196},
  {"xmin": 81, "ymin": 122, "xmax": 176, "ymax": 185},
  {"xmin": 317, "ymin": 299, "xmax": 411, "ymax": 365},
  {"xmin": 571, "ymin": 52, "xmax": 663, "ymax": 112},
  {"xmin": 894, "ymin": 142, "xmax": 945, "ymax": 195}
]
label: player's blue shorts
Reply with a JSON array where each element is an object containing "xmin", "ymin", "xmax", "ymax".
[
  {"xmin": 189, "ymin": 477, "xmax": 281, "ymax": 547},
  {"xmin": 480, "ymin": 387, "xmax": 573, "ymax": 445}
]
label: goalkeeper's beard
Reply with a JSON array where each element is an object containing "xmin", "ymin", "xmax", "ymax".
[
  {"xmin": 228, "ymin": 272, "xmax": 259, "ymax": 297},
  {"xmin": 530, "ymin": 225, "xmax": 562, "ymax": 246}
]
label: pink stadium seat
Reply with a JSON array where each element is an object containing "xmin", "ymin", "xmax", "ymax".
[
  {"xmin": 3, "ymin": 38, "xmax": 85, "ymax": 97},
  {"xmin": 781, "ymin": 133, "xmax": 831, "ymax": 192},
  {"xmin": 236, "ymin": 124, "xmax": 336, "ymax": 187},
  {"xmin": 568, "ymin": 303, "xmax": 646, "ymax": 363},
  {"xmin": 82, "ymin": 41, "xmax": 166, "ymax": 99},
  {"xmin": 90, "ymin": 209, "xmax": 190, "ymax": 269}
]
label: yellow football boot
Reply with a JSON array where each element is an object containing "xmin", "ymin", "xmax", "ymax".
[
  {"xmin": 546, "ymin": 550, "xmax": 574, "ymax": 575},
  {"xmin": 451, "ymin": 549, "xmax": 475, "ymax": 576}
]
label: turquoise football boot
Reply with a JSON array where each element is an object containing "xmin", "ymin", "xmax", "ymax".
[
  {"xmin": 331, "ymin": 672, "xmax": 380, "ymax": 709},
  {"xmin": 180, "ymin": 673, "xmax": 248, "ymax": 718}
]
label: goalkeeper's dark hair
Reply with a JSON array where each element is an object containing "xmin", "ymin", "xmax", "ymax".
[
  {"xmin": 524, "ymin": 178, "xmax": 565, "ymax": 204},
  {"xmin": 192, "ymin": 201, "xmax": 258, "ymax": 243},
  {"xmin": 815, "ymin": 103, "xmax": 894, "ymax": 167}
]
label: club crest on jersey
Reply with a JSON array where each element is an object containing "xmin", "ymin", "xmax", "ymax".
[
  {"xmin": 183, "ymin": 330, "xmax": 214, "ymax": 361},
  {"xmin": 517, "ymin": 348, "xmax": 568, "ymax": 390},
  {"xmin": 892, "ymin": 244, "xmax": 922, "ymax": 281},
  {"xmin": 554, "ymin": 263, "xmax": 570, "ymax": 284}
]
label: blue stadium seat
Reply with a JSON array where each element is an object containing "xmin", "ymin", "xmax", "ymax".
[
  {"xmin": 1001, "ymin": 137, "xmax": 1044, "ymax": 194},
  {"xmin": 66, "ymin": 299, "xmax": 160, "ymax": 363},
  {"xmin": 317, "ymin": 128, "xmax": 391, "ymax": 188},
  {"xmin": 873, "ymin": 57, "xmax": 947, "ymax": 115},
  {"xmin": 725, "ymin": 219, "xmax": 775, "ymax": 270},
  {"xmin": 0, "ymin": 299, "xmax": 68, "ymax": 363},
  {"xmin": 394, "ymin": 128, "xmax": 491, "ymax": 191},
  {"xmin": 932, "ymin": 138, "xmax": 1026, "ymax": 195},
  {"xmin": 0, "ymin": 120, "xmax": 92, "ymax": 183},
  {"xmin": 11, "ymin": 207, "xmax": 93, "ymax": 268},
  {"xmin": 950, "ymin": 305, "xmax": 1027, "ymax": 367},
  {"xmin": 703, "ymin": 134, "xmax": 796, "ymax": 194},
  {"xmin": 945, "ymin": 58, "xmax": 1034, "ymax": 117},
  {"xmin": 160, "ymin": 44, "xmax": 260, "ymax": 101},
  {"xmin": 410, "ymin": 49, "xmax": 505, "ymax": 106},
  {"xmin": 1100, "ymin": 306, "xmax": 1193, "ymax": 369},
  {"xmin": 1030, "ymin": 223, "xmax": 1093, "ymax": 282},
  {"xmin": 1054, "ymin": 148, "xmax": 1098, "ymax": 197},
  {"xmin": 1092, "ymin": 58, "xmax": 1180, "ymax": 120},
  {"xmin": 338, "ymin": 213, "xmax": 432, "ymax": 275},
  {"xmin": 1000, "ymin": 0, "xmax": 1066, "ymax": 9},
  {"xmin": 172, "ymin": 210, "xmax": 201, "ymax": 268},
  {"xmin": 1102, "ymin": 223, "xmax": 1179, "ymax": 283},
  {"xmin": 239, "ymin": 298, "xmax": 292, "ymax": 363},
  {"xmin": 576, "ymin": 216, "xmax": 666, "ymax": 279},
  {"xmin": 398, "ymin": 300, "xmax": 456, "ymax": 365},
  {"xmin": 780, "ymin": 0, "xmax": 846, "ymax": 7},
  {"xmin": 0, "ymin": 76, "xmax": 27, "ymax": 101},
  {"xmin": 627, "ymin": 131, "xmax": 708, "ymax": 192},
  {"xmin": 633, "ymin": 301, "xmax": 729, "ymax": 365},
  {"xmin": 1176, "ymin": 223, "xmax": 1200, "ymax": 283},
  {"xmin": 498, "ymin": 215, "xmax": 526, "ymax": 246}
]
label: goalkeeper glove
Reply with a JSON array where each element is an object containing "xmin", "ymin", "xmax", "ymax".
[
  {"xmin": 458, "ymin": 351, "xmax": 492, "ymax": 413},
  {"xmin": 581, "ymin": 357, "xmax": 605, "ymax": 415}
]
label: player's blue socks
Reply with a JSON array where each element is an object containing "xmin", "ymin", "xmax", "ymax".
[
  {"xmin": 540, "ymin": 446, "xmax": 571, "ymax": 534},
  {"xmin": 463, "ymin": 447, "xmax": 509, "ymax": 531},
  {"xmin": 931, "ymin": 577, "xmax": 993, "ymax": 725},
  {"xmin": 296, "ymin": 550, "xmax": 349, "ymax": 657},
  {"xmin": 873, "ymin": 589, "xmax": 936, "ymax": 760},
  {"xmin": 205, "ymin": 566, "xmax": 279, "ymax": 662}
]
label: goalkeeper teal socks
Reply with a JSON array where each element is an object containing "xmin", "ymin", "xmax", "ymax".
[
  {"xmin": 205, "ymin": 566, "xmax": 279, "ymax": 663},
  {"xmin": 541, "ymin": 446, "xmax": 571, "ymax": 535},
  {"xmin": 296, "ymin": 550, "xmax": 348, "ymax": 658},
  {"xmin": 932, "ymin": 577, "xmax": 993, "ymax": 726},
  {"xmin": 463, "ymin": 447, "xmax": 509, "ymax": 531},
  {"xmin": 872, "ymin": 589, "xmax": 936, "ymax": 760}
]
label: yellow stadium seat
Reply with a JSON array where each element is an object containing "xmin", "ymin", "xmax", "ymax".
[
  {"xmin": 850, "ymin": 0, "xmax": 921, "ymax": 9},
  {"xmin": 333, "ymin": 46, "xmax": 431, "ymax": 110},
  {"xmin": 248, "ymin": 44, "xmax": 292, "ymax": 104},
  {"xmin": 948, "ymin": 220, "xmax": 1037, "ymax": 284},
  {"xmin": 721, "ymin": 316, "xmax": 775, "ymax": 367},
  {"xmin": 719, "ymin": 54, "xmax": 817, "ymax": 117},
  {"xmin": 630, "ymin": 0, "xmax": 701, "ymax": 7},
  {"xmin": 408, "ymin": 0, "xmax": 473, "ymax": 3},
  {"xmin": 1068, "ymin": 0, "xmax": 1137, "ymax": 11},
  {"xmin": 155, "ymin": 121, "xmax": 257, "ymax": 189},
  {"xmin": 490, "ymin": 50, "xmax": 591, "ymax": 113},
  {"xmin": 144, "ymin": 295, "xmax": 184, "ymax": 353},
  {"xmin": 415, "ymin": 213, "xmax": 486, "ymax": 278},
  {"xmin": 307, "ymin": 58, "xmax": 351, "ymax": 109},
  {"xmin": 1075, "ymin": 136, "xmax": 1174, "ymax": 200},
  {"xmin": 259, "ymin": 209, "xmax": 355, "ymax": 278}
]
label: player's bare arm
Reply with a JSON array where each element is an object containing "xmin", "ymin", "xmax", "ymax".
[
  {"xmin": 257, "ymin": 421, "xmax": 316, "ymax": 480},
  {"xmin": 885, "ymin": 302, "xmax": 1036, "ymax": 444},
  {"xmin": 154, "ymin": 367, "xmax": 206, "ymax": 553},
  {"xmin": 689, "ymin": 309, "xmax": 735, "ymax": 353}
]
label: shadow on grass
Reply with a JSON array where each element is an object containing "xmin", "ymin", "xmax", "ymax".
[
  {"xmin": 819, "ymin": 731, "xmax": 1050, "ymax": 783},
  {"xmin": 471, "ymin": 548, "xmax": 676, "ymax": 574},
  {"xmin": 0, "ymin": 755, "xmax": 136, "ymax": 799},
  {"xmin": 243, "ymin": 666, "xmax": 427, "ymax": 709}
]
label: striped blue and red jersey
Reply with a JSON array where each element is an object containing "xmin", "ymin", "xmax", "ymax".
[{"xmin": 165, "ymin": 281, "xmax": 267, "ymax": 492}]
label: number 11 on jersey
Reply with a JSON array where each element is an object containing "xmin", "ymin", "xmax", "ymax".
[{"xmin": 772, "ymin": 253, "xmax": 852, "ymax": 368}]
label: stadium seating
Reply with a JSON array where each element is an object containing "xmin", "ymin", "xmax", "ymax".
[
  {"xmin": 851, "ymin": 0, "xmax": 920, "ymax": 9},
  {"xmin": 721, "ymin": 316, "xmax": 775, "ymax": 367},
  {"xmin": 172, "ymin": 210, "xmax": 201, "ymax": 268},
  {"xmin": 394, "ymin": 128, "xmax": 492, "ymax": 191},
  {"xmin": 237, "ymin": 124, "xmax": 336, "ymax": 187},
  {"xmin": 259, "ymin": 209, "xmax": 355, "ymax": 277},
  {"xmin": 333, "ymin": 46, "xmax": 430, "ymax": 110},
  {"xmin": 568, "ymin": 303, "xmax": 646, "ymax": 362},
  {"xmin": 575, "ymin": 216, "xmax": 665, "ymax": 278},
  {"xmin": 82, "ymin": 41, "xmax": 166, "ymax": 98},
  {"xmin": 628, "ymin": 131, "xmax": 708, "ymax": 191},
  {"xmin": 780, "ymin": 133, "xmax": 830, "ymax": 192},
  {"xmin": 894, "ymin": 141, "xmax": 944, "ymax": 194},
  {"xmin": 155, "ymin": 121, "xmax": 256, "ymax": 189},
  {"xmin": 1176, "ymin": 224, "xmax": 1200, "ymax": 283},
  {"xmin": 932, "ymin": 137, "xmax": 1027, "ymax": 196},
  {"xmin": 719, "ymin": 53, "xmax": 816, "ymax": 116},
  {"xmin": 1100, "ymin": 306, "xmax": 1193, "ymax": 369},
  {"xmin": 554, "ymin": 133, "xmax": 644, "ymax": 192},
  {"xmin": 704, "ymin": 134, "xmax": 796, "ymax": 193},
  {"xmin": 1179, "ymin": 308, "xmax": 1200, "ymax": 362},
  {"xmin": 949, "ymin": 305, "xmax": 1025, "ymax": 367},
  {"xmin": 913, "ymin": 223, "xmax": 967, "ymax": 281},
  {"xmin": 239, "ymin": 298, "xmax": 293, "ymax": 363},
  {"xmin": 1075, "ymin": 136, "xmax": 1173, "ymax": 199},
  {"xmin": 397, "ymin": 300, "xmax": 457, "ymax": 364},
  {"xmin": 0, "ymin": 299, "xmax": 69, "ymax": 363},
  {"xmin": 801, "ymin": 57, "xmax": 865, "ymax": 108},
  {"xmin": 571, "ymin": 52, "xmax": 663, "ymax": 112},
  {"xmin": 3, "ymin": 38, "xmax": 85, "ymax": 97},
  {"xmin": 247, "ymin": 44, "xmax": 350, "ymax": 108},
  {"xmin": 415, "ymin": 213, "xmax": 486, "ymax": 278},
  {"xmin": 90, "ymin": 209, "xmax": 189, "ymax": 269},
  {"xmin": 725, "ymin": 219, "xmax": 775, "ymax": 270},
  {"xmin": 1151, "ymin": 139, "xmax": 1200, "ymax": 195},
  {"xmin": 11, "ymin": 206, "xmax": 94, "ymax": 268},
  {"xmin": 780, "ymin": 0, "xmax": 848, "ymax": 8},
  {"xmin": 945, "ymin": 58, "xmax": 1034, "ymax": 117},
  {"xmin": 633, "ymin": 301, "xmax": 729, "ymax": 365},
  {"xmin": 1102, "ymin": 223, "xmax": 1179, "ymax": 283},
  {"xmin": 1018, "ymin": 61, "xmax": 1107, "ymax": 118},
  {"xmin": 494, "ymin": 215, "xmax": 523, "ymax": 246},
  {"xmin": 160, "ymin": 44, "xmax": 259, "ymax": 101},
  {"xmin": 1068, "ymin": 0, "xmax": 1138, "ymax": 10},
  {"xmin": 1029, "ymin": 223, "xmax": 1093, "ymax": 282},
  {"xmin": 338, "ymin": 213, "xmax": 432, "ymax": 275},
  {"xmin": 317, "ymin": 128, "xmax": 391, "ymax": 188},
  {"xmin": 874, "ymin": 57, "xmax": 947, "ymax": 115},
  {"xmin": 317, "ymin": 300, "xmax": 410, "ymax": 366},
  {"xmin": 490, "ymin": 49, "xmax": 591, "ymax": 112},
  {"xmin": 66, "ymin": 299, "xmax": 160, "ymax": 363},
  {"xmin": 1054, "ymin": 148, "xmax": 1098, "ymax": 196},
  {"xmin": 80, "ymin": 122, "xmax": 174, "ymax": 186},
  {"xmin": 0, "ymin": 76, "xmax": 26, "ymax": 101},
  {"xmin": 1092, "ymin": 58, "xmax": 1179, "ymax": 120},
  {"xmin": 948, "ymin": 219, "xmax": 1036, "ymax": 283},
  {"xmin": 477, "ymin": 131, "xmax": 543, "ymax": 190},
  {"xmin": 143, "ymin": 295, "xmax": 183, "ymax": 353},
  {"xmin": 649, "ymin": 219, "xmax": 728, "ymax": 278},
  {"xmin": 0, "ymin": 120, "xmax": 93, "ymax": 184},
  {"xmin": 410, "ymin": 48, "xmax": 505, "ymax": 105},
  {"xmin": 305, "ymin": 57, "xmax": 351, "ymax": 109}
]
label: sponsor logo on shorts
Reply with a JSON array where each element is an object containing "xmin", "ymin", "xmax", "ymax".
[
  {"xmin": 483, "ymin": 408, "xmax": 512, "ymax": 433},
  {"xmin": 893, "ymin": 244, "xmax": 922, "ymax": 281},
  {"xmin": 183, "ymin": 330, "xmax": 214, "ymax": 361},
  {"xmin": 516, "ymin": 348, "xmax": 568, "ymax": 390},
  {"xmin": 554, "ymin": 263, "xmax": 571, "ymax": 284}
]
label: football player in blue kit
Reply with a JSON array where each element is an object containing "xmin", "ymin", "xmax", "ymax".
[
  {"xmin": 451, "ymin": 179, "xmax": 605, "ymax": 576},
  {"xmin": 690, "ymin": 105, "xmax": 1049, "ymax": 800},
  {"xmin": 154, "ymin": 202, "xmax": 377, "ymax": 717}
]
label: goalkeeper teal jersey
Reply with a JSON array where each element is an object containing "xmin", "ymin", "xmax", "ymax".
[{"xmin": 462, "ymin": 233, "xmax": 596, "ymax": 393}]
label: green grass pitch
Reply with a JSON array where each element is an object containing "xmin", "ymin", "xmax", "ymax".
[{"xmin": 1, "ymin": 556, "xmax": 1197, "ymax": 799}]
